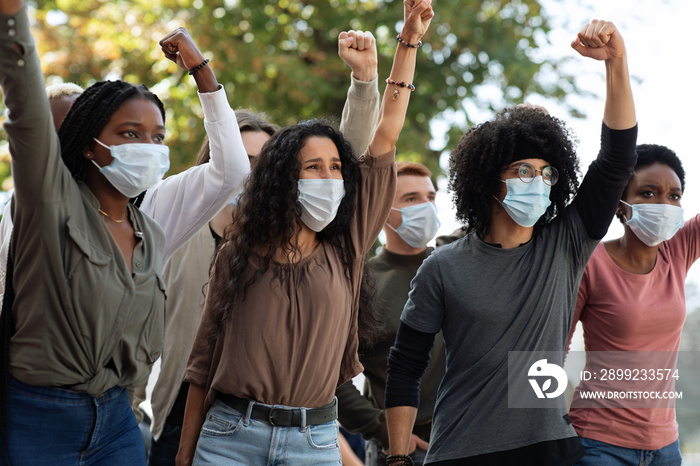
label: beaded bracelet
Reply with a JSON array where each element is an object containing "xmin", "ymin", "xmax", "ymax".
[
  {"xmin": 386, "ymin": 454, "xmax": 414, "ymax": 466},
  {"xmin": 188, "ymin": 58, "xmax": 210, "ymax": 76},
  {"xmin": 396, "ymin": 33, "xmax": 422, "ymax": 48},
  {"xmin": 386, "ymin": 78, "xmax": 416, "ymax": 101}
]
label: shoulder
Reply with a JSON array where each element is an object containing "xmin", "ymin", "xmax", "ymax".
[
  {"xmin": 435, "ymin": 227, "xmax": 467, "ymax": 247},
  {"xmin": 432, "ymin": 232, "xmax": 471, "ymax": 258},
  {"xmin": 415, "ymin": 240, "xmax": 465, "ymax": 277}
]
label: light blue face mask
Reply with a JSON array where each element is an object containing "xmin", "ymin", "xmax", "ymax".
[
  {"xmin": 496, "ymin": 176, "xmax": 551, "ymax": 227},
  {"xmin": 621, "ymin": 201, "xmax": 684, "ymax": 246},
  {"xmin": 297, "ymin": 179, "xmax": 346, "ymax": 232},
  {"xmin": 92, "ymin": 138, "xmax": 170, "ymax": 198},
  {"xmin": 387, "ymin": 202, "xmax": 440, "ymax": 248}
]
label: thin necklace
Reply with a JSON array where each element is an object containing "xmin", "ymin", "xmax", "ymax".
[{"xmin": 98, "ymin": 208, "xmax": 126, "ymax": 223}]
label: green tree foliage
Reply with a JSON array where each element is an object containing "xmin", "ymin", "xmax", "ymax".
[{"xmin": 0, "ymin": 0, "xmax": 578, "ymax": 187}]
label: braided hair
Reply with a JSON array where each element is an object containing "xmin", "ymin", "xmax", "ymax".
[
  {"xmin": 57, "ymin": 80, "xmax": 165, "ymax": 183},
  {"xmin": 0, "ymin": 80, "xmax": 164, "ymax": 462}
]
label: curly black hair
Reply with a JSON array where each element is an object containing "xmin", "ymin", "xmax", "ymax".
[
  {"xmin": 58, "ymin": 80, "xmax": 165, "ymax": 183},
  {"xmin": 207, "ymin": 119, "xmax": 380, "ymax": 347},
  {"xmin": 448, "ymin": 106, "xmax": 580, "ymax": 237},
  {"xmin": 615, "ymin": 143, "xmax": 685, "ymax": 223}
]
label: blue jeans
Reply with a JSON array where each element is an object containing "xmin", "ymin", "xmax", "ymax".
[
  {"xmin": 6, "ymin": 376, "xmax": 146, "ymax": 465},
  {"xmin": 193, "ymin": 399, "xmax": 342, "ymax": 465},
  {"xmin": 576, "ymin": 437, "xmax": 682, "ymax": 466}
]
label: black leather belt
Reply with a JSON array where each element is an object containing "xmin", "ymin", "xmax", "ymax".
[{"xmin": 218, "ymin": 393, "xmax": 337, "ymax": 427}]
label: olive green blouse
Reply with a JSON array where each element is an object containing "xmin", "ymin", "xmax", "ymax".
[{"xmin": 0, "ymin": 7, "xmax": 166, "ymax": 396}]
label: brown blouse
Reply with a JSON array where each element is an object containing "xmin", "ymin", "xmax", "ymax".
[{"xmin": 185, "ymin": 148, "xmax": 396, "ymax": 408}]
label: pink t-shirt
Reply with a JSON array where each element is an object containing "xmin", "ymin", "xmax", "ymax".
[{"xmin": 568, "ymin": 214, "xmax": 700, "ymax": 450}]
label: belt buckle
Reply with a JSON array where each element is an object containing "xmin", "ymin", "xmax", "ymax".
[{"xmin": 268, "ymin": 407, "xmax": 280, "ymax": 426}]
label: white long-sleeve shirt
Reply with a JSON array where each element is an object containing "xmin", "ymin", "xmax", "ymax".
[{"xmin": 139, "ymin": 86, "xmax": 249, "ymax": 265}]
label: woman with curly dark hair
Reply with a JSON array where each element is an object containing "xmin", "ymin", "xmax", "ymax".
[
  {"xmin": 385, "ymin": 20, "xmax": 638, "ymax": 466},
  {"xmin": 176, "ymin": 2, "xmax": 434, "ymax": 465}
]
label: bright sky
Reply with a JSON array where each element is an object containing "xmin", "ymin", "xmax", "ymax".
[{"xmin": 430, "ymin": 0, "xmax": 700, "ymax": 307}]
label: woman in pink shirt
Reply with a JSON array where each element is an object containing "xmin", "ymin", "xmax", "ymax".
[{"xmin": 569, "ymin": 144, "xmax": 698, "ymax": 465}]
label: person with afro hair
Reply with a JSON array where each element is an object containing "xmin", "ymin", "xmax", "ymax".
[{"xmin": 385, "ymin": 19, "xmax": 638, "ymax": 466}]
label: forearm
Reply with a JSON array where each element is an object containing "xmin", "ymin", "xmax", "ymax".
[
  {"xmin": 191, "ymin": 61, "xmax": 219, "ymax": 94},
  {"xmin": 0, "ymin": 5, "xmax": 65, "ymax": 203},
  {"xmin": 386, "ymin": 406, "xmax": 418, "ymax": 456},
  {"xmin": 339, "ymin": 74, "xmax": 380, "ymax": 158},
  {"xmin": 385, "ymin": 322, "xmax": 434, "ymax": 408},
  {"xmin": 175, "ymin": 383, "xmax": 207, "ymax": 466},
  {"xmin": 602, "ymin": 54, "xmax": 635, "ymax": 130},
  {"xmin": 336, "ymin": 381, "xmax": 388, "ymax": 448},
  {"xmin": 368, "ymin": 33, "xmax": 420, "ymax": 156}
]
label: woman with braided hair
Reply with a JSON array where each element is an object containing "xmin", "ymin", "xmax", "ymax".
[{"xmin": 0, "ymin": 0, "xmax": 249, "ymax": 464}]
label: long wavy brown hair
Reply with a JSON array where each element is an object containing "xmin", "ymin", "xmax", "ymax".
[{"xmin": 207, "ymin": 119, "xmax": 382, "ymax": 347}]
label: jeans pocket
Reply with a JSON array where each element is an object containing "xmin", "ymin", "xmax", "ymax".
[
  {"xmin": 200, "ymin": 407, "xmax": 244, "ymax": 437},
  {"xmin": 305, "ymin": 421, "xmax": 339, "ymax": 451}
]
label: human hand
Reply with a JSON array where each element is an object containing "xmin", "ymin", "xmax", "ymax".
[
  {"xmin": 571, "ymin": 20, "xmax": 625, "ymax": 61},
  {"xmin": 175, "ymin": 451, "xmax": 193, "ymax": 466},
  {"xmin": 0, "ymin": 0, "xmax": 24, "ymax": 15},
  {"xmin": 407, "ymin": 433, "xmax": 429, "ymax": 454},
  {"xmin": 338, "ymin": 30, "xmax": 378, "ymax": 82},
  {"xmin": 401, "ymin": 0, "xmax": 434, "ymax": 44},
  {"xmin": 159, "ymin": 27, "xmax": 207, "ymax": 71}
]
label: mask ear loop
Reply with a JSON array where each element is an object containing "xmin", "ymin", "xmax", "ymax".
[
  {"xmin": 619, "ymin": 200, "xmax": 633, "ymax": 224},
  {"xmin": 93, "ymin": 138, "xmax": 111, "ymax": 150},
  {"xmin": 386, "ymin": 207, "xmax": 403, "ymax": 234}
]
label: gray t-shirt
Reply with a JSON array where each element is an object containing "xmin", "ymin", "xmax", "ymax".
[{"xmin": 401, "ymin": 206, "xmax": 596, "ymax": 462}]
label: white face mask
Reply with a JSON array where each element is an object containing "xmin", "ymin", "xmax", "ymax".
[
  {"xmin": 92, "ymin": 138, "xmax": 170, "ymax": 198},
  {"xmin": 621, "ymin": 201, "xmax": 684, "ymax": 246},
  {"xmin": 387, "ymin": 202, "xmax": 440, "ymax": 248},
  {"xmin": 297, "ymin": 179, "xmax": 346, "ymax": 232},
  {"xmin": 496, "ymin": 176, "xmax": 551, "ymax": 227}
]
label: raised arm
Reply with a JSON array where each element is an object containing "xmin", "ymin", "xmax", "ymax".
[
  {"xmin": 571, "ymin": 20, "xmax": 638, "ymax": 240},
  {"xmin": 0, "ymin": 0, "xmax": 70, "ymax": 209},
  {"xmin": 571, "ymin": 20, "xmax": 635, "ymax": 130},
  {"xmin": 140, "ymin": 27, "xmax": 250, "ymax": 265},
  {"xmin": 338, "ymin": 30, "xmax": 380, "ymax": 157},
  {"xmin": 368, "ymin": 0, "xmax": 433, "ymax": 156}
]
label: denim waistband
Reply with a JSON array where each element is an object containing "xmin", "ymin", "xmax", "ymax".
[{"xmin": 9, "ymin": 376, "xmax": 125, "ymax": 405}]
